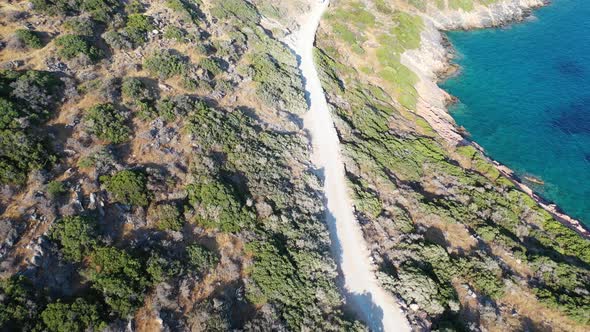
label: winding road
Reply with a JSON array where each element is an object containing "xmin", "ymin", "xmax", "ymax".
[{"xmin": 292, "ymin": 1, "xmax": 411, "ymax": 331}]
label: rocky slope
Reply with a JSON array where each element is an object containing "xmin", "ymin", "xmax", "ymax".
[
  {"xmin": 0, "ymin": 0, "xmax": 588, "ymax": 331},
  {"xmin": 314, "ymin": 0, "xmax": 590, "ymax": 330},
  {"xmin": 0, "ymin": 0, "xmax": 363, "ymax": 330}
]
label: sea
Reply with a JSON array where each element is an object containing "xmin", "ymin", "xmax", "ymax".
[{"xmin": 440, "ymin": 0, "xmax": 590, "ymax": 225}]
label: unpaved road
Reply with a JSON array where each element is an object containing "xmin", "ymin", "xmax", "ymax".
[{"xmin": 292, "ymin": 1, "xmax": 411, "ymax": 331}]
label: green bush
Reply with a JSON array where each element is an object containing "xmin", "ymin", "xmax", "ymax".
[
  {"xmin": 186, "ymin": 244, "xmax": 218, "ymax": 273},
  {"xmin": 146, "ymin": 253, "xmax": 182, "ymax": 283},
  {"xmin": 54, "ymin": 35, "xmax": 102, "ymax": 61},
  {"xmin": 3, "ymin": 70, "xmax": 60, "ymax": 123},
  {"xmin": 156, "ymin": 98, "xmax": 176, "ymax": 122},
  {"xmin": 80, "ymin": 0, "xmax": 120, "ymax": 22},
  {"xmin": 144, "ymin": 50, "xmax": 187, "ymax": 79},
  {"xmin": 210, "ymin": 0, "xmax": 260, "ymax": 24},
  {"xmin": 163, "ymin": 26, "xmax": 186, "ymax": 42},
  {"xmin": 84, "ymin": 103, "xmax": 130, "ymax": 143},
  {"xmin": 50, "ymin": 215, "xmax": 98, "ymax": 262},
  {"xmin": 100, "ymin": 170, "xmax": 150, "ymax": 207},
  {"xmin": 14, "ymin": 29, "xmax": 44, "ymax": 49},
  {"xmin": 76, "ymin": 147, "xmax": 114, "ymax": 170},
  {"xmin": 0, "ymin": 130, "xmax": 49, "ymax": 185},
  {"xmin": 41, "ymin": 298, "xmax": 106, "ymax": 332},
  {"xmin": 165, "ymin": 0, "xmax": 200, "ymax": 21},
  {"xmin": 199, "ymin": 57, "xmax": 222, "ymax": 76},
  {"xmin": 186, "ymin": 180, "xmax": 253, "ymax": 232},
  {"xmin": 135, "ymin": 100, "xmax": 157, "ymax": 121},
  {"xmin": 46, "ymin": 180, "xmax": 66, "ymax": 199},
  {"xmin": 102, "ymin": 30, "xmax": 133, "ymax": 50},
  {"xmin": 0, "ymin": 275, "xmax": 44, "ymax": 331},
  {"xmin": 123, "ymin": 14, "xmax": 153, "ymax": 46},
  {"xmin": 0, "ymin": 98, "xmax": 20, "ymax": 129},
  {"xmin": 63, "ymin": 17, "xmax": 96, "ymax": 36},
  {"xmin": 0, "ymin": 70, "xmax": 59, "ymax": 185},
  {"xmin": 126, "ymin": 0, "xmax": 144, "ymax": 14},
  {"xmin": 31, "ymin": 0, "xmax": 76, "ymax": 16},
  {"xmin": 152, "ymin": 203, "xmax": 184, "ymax": 231},
  {"xmin": 121, "ymin": 77, "xmax": 150, "ymax": 101},
  {"xmin": 85, "ymin": 247, "xmax": 148, "ymax": 317}
]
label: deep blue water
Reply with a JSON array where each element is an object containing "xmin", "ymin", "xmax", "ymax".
[{"xmin": 440, "ymin": 0, "xmax": 590, "ymax": 225}]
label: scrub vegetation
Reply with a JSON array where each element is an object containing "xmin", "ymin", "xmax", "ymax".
[
  {"xmin": 0, "ymin": 0, "xmax": 587, "ymax": 331},
  {"xmin": 316, "ymin": 0, "xmax": 590, "ymax": 330},
  {"xmin": 0, "ymin": 0, "xmax": 359, "ymax": 330}
]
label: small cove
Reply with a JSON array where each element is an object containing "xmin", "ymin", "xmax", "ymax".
[{"xmin": 440, "ymin": 0, "xmax": 590, "ymax": 225}]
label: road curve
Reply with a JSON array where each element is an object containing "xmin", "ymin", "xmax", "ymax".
[{"xmin": 292, "ymin": 1, "xmax": 411, "ymax": 331}]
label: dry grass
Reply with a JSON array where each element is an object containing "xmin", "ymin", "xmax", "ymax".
[
  {"xmin": 500, "ymin": 287, "xmax": 587, "ymax": 332},
  {"xmin": 134, "ymin": 295, "xmax": 163, "ymax": 332}
]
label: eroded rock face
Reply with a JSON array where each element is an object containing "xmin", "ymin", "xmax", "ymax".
[
  {"xmin": 424, "ymin": 0, "xmax": 545, "ymax": 30},
  {"xmin": 0, "ymin": 219, "xmax": 24, "ymax": 260}
]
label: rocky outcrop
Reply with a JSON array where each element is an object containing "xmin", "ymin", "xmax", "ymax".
[{"xmin": 424, "ymin": 0, "xmax": 545, "ymax": 30}]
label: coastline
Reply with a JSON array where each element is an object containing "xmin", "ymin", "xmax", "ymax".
[{"xmin": 401, "ymin": 0, "xmax": 590, "ymax": 238}]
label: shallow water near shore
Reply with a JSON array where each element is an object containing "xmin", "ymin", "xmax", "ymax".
[{"xmin": 441, "ymin": 0, "xmax": 590, "ymax": 225}]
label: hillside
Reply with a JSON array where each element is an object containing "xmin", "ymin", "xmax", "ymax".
[{"xmin": 0, "ymin": 0, "xmax": 588, "ymax": 331}]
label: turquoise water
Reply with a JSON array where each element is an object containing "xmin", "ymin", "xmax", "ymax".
[{"xmin": 441, "ymin": 0, "xmax": 590, "ymax": 225}]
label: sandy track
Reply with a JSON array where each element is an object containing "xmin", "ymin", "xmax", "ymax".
[{"xmin": 291, "ymin": 1, "xmax": 411, "ymax": 331}]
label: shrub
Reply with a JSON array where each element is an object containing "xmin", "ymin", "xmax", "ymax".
[
  {"xmin": 126, "ymin": 0, "xmax": 144, "ymax": 14},
  {"xmin": 0, "ymin": 98, "xmax": 20, "ymax": 129},
  {"xmin": 41, "ymin": 298, "xmax": 106, "ymax": 332},
  {"xmin": 0, "ymin": 70, "xmax": 58, "ymax": 186},
  {"xmin": 79, "ymin": 0, "xmax": 120, "ymax": 22},
  {"xmin": 46, "ymin": 180, "xmax": 66, "ymax": 199},
  {"xmin": 63, "ymin": 17, "xmax": 96, "ymax": 36},
  {"xmin": 8, "ymin": 70, "xmax": 60, "ymax": 122},
  {"xmin": 85, "ymin": 247, "xmax": 148, "ymax": 317},
  {"xmin": 146, "ymin": 253, "xmax": 182, "ymax": 283},
  {"xmin": 186, "ymin": 180, "xmax": 253, "ymax": 232},
  {"xmin": 146, "ymin": 254, "xmax": 166, "ymax": 283},
  {"xmin": 0, "ymin": 130, "xmax": 49, "ymax": 185},
  {"xmin": 199, "ymin": 57, "xmax": 222, "ymax": 76},
  {"xmin": 156, "ymin": 97, "xmax": 176, "ymax": 122},
  {"xmin": 54, "ymin": 35, "xmax": 102, "ymax": 61},
  {"xmin": 0, "ymin": 275, "xmax": 44, "ymax": 331},
  {"xmin": 144, "ymin": 50, "xmax": 187, "ymax": 79},
  {"xmin": 14, "ymin": 29, "xmax": 44, "ymax": 49},
  {"xmin": 135, "ymin": 100, "xmax": 157, "ymax": 121},
  {"xmin": 76, "ymin": 147, "xmax": 115, "ymax": 172},
  {"xmin": 84, "ymin": 103, "xmax": 130, "ymax": 143},
  {"xmin": 186, "ymin": 244, "xmax": 218, "ymax": 273},
  {"xmin": 165, "ymin": 0, "xmax": 200, "ymax": 21},
  {"xmin": 100, "ymin": 170, "xmax": 150, "ymax": 207},
  {"xmin": 163, "ymin": 26, "xmax": 186, "ymax": 42},
  {"xmin": 102, "ymin": 30, "xmax": 133, "ymax": 50},
  {"xmin": 210, "ymin": 0, "xmax": 260, "ymax": 24},
  {"xmin": 49, "ymin": 215, "xmax": 98, "ymax": 262},
  {"xmin": 123, "ymin": 14, "xmax": 153, "ymax": 46},
  {"xmin": 121, "ymin": 77, "xmax": 150, "ymax": 101},
  {"xmin": 152, "ymin": 203, "xmax": 184, "ymax": 231},
  {"xmin": 31, "ymin": 0, "xmax": 76, "ymax": 16}
]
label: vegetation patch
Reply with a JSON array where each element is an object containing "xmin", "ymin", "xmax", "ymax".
[
  {"xmin": 83, "ymin": 103, "xmax": 130, "ymax": 143},
  {"xmin": 144, "ymin": 50, "xmax": 187, "ymax": 79},
  {"xmin": 55, "ymin": 35, "xmax": 102, "ymax": 61},
  {"xmin": 14, "ymin": 29, "xmax": 44, "ymax": 49},
  {"xmin": 100, "ymin": 170, "xmax": 150, "ymax": 207}
]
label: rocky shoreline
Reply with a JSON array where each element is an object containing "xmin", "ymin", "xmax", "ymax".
[{"xmin": 402, "ymin": 0, "xmax": 590, "ymax": 238}]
